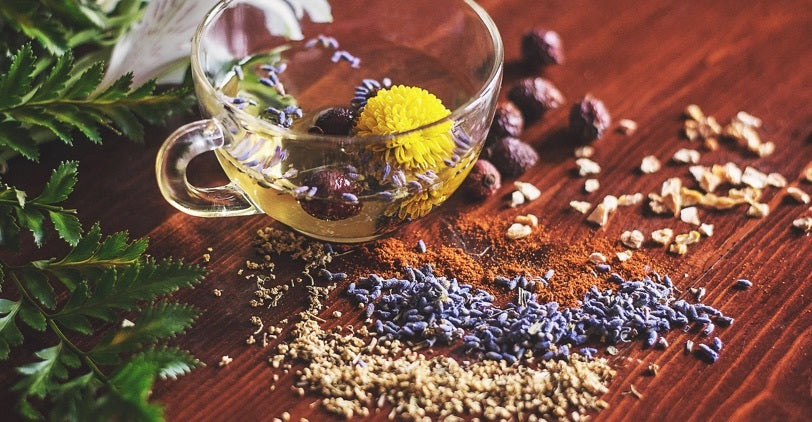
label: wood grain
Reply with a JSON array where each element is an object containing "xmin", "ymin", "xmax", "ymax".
[{"xmin": 1, "ymin": 0, "xmax": 811, "ymax": 420}]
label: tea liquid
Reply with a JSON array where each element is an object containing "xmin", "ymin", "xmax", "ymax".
[{"xmin": 212, "ymin": 40, "xmax": 480, "ymax": 242}]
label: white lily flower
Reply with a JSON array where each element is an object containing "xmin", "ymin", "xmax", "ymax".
[{"xmin": 102, "ymin": 0, "xmax": 332, "ymax": 87}]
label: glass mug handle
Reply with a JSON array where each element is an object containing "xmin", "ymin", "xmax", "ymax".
[{"xmin": 155, "ymin": 119, "xmax": 261, "ymax": 217}]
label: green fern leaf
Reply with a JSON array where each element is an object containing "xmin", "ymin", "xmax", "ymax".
[
  {"xmin": 48, "ymin": 210, "xmax": 82, "ymax": 246},
  {"xmin": 13, "ymin": 344, "xmax": 63, "ymax": 398},
  {"xmin": 34, "ymin": 160, "xmax": 78, "ymax": 204},
  {"xmin": 48, "ymin": 371, "xmax": 98, "ymax": 422},
  {"xmin": 28, "ymin": 51, "xmax": 74, "ymax": 103},
  {"xmin": 133, "ymin": 346, "xmax": 201, "ymax": 381},
  {"xmin": 12, "ymin": 344, "xmax": 83, "ymax": 419},
  {"xmin": 54, "ymin": 259, "xmax": 206, "ymax": 328},
  {"xmin": 18, "ymin": 301, "xmax": 47, "ymax": 332},
  {"xmin": 0, "ymin": 45, "xmax": 192, "ymax": 160},
  {"xmin": 0, "ymin": 120, "xmax": 39, "ymax": 161},
  {"xmin": 2, "ymin": 161, "xmax": 79, "ymax": 247},
  {"xmin": 38, "ymin": 223, "xmax": 149, "ymax": 286},
  {"xmin": 44, "ymin": 104, "xmax": 104, "ymax": 143},
  {"xmin": 0, "ymin": 3, "xmax": 69, "ymax": 54},
  {"xmin": 57, "ymin": 222, "xmax": 103, "ymax": 264},
  {"xmin": 96, "ymin": 72, "xmax": 135, "ymax": 102},
  {"xmin": 15, "ymin": 207, "xmax": 46, "ymax": 247},
  {"xmin": 98, "ymin": 358, "xmax": 165, "ymax": 422},
  {"xmin": 10, "ymin": 108, "xmax": 74, "ymax": 145},
  {"xmin": 18, "ymin": 268, "xmax": 56, "ymax": 310},
  {"xmin": 98, "ymin": 106, "xmax": 143, "ymax": 141},
  {"xmin": 90, "ymin": 302, "xmax": 199, "ymax": 361},
  {"xmin": 0, "ymin": 43, "xmax": 36, "ymax": 109},
  {"xmin": 0, "ymin": 298, "xmax": 24, "ymax": 359},
  {"xmin": 0, "ymin": 207, "xmax": 22, "ymax": 251},
  {"xmin": 63, "ymin": 61, "xmax": 104, "ymax": 100}
]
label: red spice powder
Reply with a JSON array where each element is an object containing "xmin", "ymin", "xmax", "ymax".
[{"xmin": 341, "ymin": 215, "xmax": 667, "ymax": 308}]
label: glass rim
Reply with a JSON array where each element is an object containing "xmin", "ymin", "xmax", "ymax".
[{"xmin": 191, "ymin": 0, "xmax": 504, "ymax": 145}]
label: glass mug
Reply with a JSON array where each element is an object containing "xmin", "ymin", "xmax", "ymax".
[{"xmin": 156, "ymin": 0, "xmax": 503, "ymax": 243}]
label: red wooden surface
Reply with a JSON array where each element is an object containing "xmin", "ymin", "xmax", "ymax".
[{"xmin": 1, "ymin": 0, "xmax": 810, "ymax": 420}]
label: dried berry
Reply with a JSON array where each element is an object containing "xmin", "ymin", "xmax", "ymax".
[
  {"xmin": 507, "ymin": 77, "xmax": 565, "ymax": 123},
  {"xmin": 569, "ymin": 95, "xmax": 611, "ymax": 142},
  {"xmin": 310, "ymin": 106, "xmax": 356, "ymax": 135},
  {"xmin": 300, "ymin": 168, "xmax": 363, "ymax": 220},
  {"xmin": 521, "ymin": 28, "xmax": 564, "ymax": 67},
  {"xmin": 487, "ymin": 101, "xmax": 524, "ymax": 146},
  {"xmin": 490, "ymin": 136, "xmax": 539, "ymax": 177},
  {"xmin": 463, "ymin": 160, "xmax": 502, "ymax": 199}
]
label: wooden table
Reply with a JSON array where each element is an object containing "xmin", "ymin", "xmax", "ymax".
[{"xmin": 2, "ymin": 0, "xmax": 810, "ymax": 420}]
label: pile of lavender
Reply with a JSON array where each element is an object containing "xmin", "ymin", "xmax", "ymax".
[
  {"xmin": 346, "ymin": 266, "xmax": 494, "ymax": 346},
  {"xmin": 345, "ymin": 265, "xmax": 732, "ymax": 364}
]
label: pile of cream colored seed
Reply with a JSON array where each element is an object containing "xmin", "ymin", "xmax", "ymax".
[{"xmin": 261, "ymin": 230, "xmax": 616, "ymax": 421}]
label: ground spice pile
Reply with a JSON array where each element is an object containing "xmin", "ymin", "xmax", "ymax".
[
  {"xmin": 343, "ymin": 213, "xmax": 664, "ymax": 307},
  {"xmin": 272, "ymin": 271, "xmax": 615, "ymax": 421}
]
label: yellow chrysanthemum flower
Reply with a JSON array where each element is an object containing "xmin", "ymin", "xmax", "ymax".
[
  {"xmin": 355, "ymin": 85, "xmax": 454, "ymax": 171},
  {"xmin": 397, "ymin": 189, "xmax": 447, "ymax": 220}
]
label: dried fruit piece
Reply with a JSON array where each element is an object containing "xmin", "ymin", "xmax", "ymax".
[
  {"xmin": 683, "ymin": 104, "xmax": 722, "ymax": 146},
  {"xmin": 587, "ymin": 195, "xmax": 618, "ymax": 227},
  {"xmin": 742, "ymin": 167, "xmax": 769, "ymax": 189},
  {"xmin": 490, "ymin": 136, "xmax": 539, "ymax": 177},
  {"xmin": 680, "ymin": 207, "xmax": 701, "ymax": 226},
  {"xmin": 672, "ymin": 148, "xmax": 701, "ymax": 164},
  {"xmin": 515, "ymin": 181, "xmax": 541, "ymax": 201},
  {"xmin": 674, "ymin": 231, "xmax": 701, "ymax": 245},
  {"xmin": 616, "ymin": 250, "xmax": 633, "ymax": 262},
  {"xmin": 570, "ymin": 200, "xmax": 591, "ymax": 214},
  {"xmin": 723, "ymin": 110, "xmax": 773, "ymax": 157},
  {"xmin": 640, "ymin": 155, "xmax": 661, "ymax": 174},
  {"xmin": 618, "ymin": 193, "xmax": 643, "ymax": 206},
  {"xmin": 651, "ymin": 229, "xmax": 674, "ymax": 245},
  {"xmin": 515, "ymin": 214, "xmax": 539, "ymax": 227},
  {"xmin": 569, "ymin": 95, "xmax": 611, "ymax": 142},
  {"xmin": 463, "ymin": 160, "xmax": 502, "ymax": 200},
  {"xmin": 521, "ymin": 28, "xmax": 564, "ymax": 67},
  {"xmin": 299, "ymin": 168, "xmax": 363, "ymax": 220},
  {"xmin": 648, "ymin": 178, "xmax": 683, "ymax": 216},
  {"xmin": 620, "ymin": 230, "xmax": 645, "ymax": 249},
  {"xmin": 506, "ymin": 223, "xmax": 533, "ymax": 240},
  {"xmin": 311, "ymin": 106, "xmax": 356, "ymax": 135},
  {"xmin": 617, "ymin": 119, "xmax": 638, "ymax": 135},
  {"xmin": 588, "ymin": 252, "xmax": 607, "ymax": 264},
  {"xmin": 787, "ymin": 187, "xmax": 811, "ymax": 204},
  {"xmin": 507, "ymin": 77, "xmax": 565, "ymax": 122},
  {"xmin": 669, "ymin": 243, "xmax": 688, "ymax": 255},
  {"xmin": 574, "ymin": 145, "xmax": 595, "ymax": 158},
  {"xmin": 575, "ymin": 158, "xmax": 601, "ymax": 177},
  {"xmin": 584, "ymin": 179, "xmax": 600, "ymax": 193},
  {"xmin": 766, "ymin": 173, "xmax": 787, "ymax": 188},
  {"xmin": 792, "ymin": 216, "xmax": 812, "ymax": 233},
  {"xmin": 746, "ymin": 202, "xmax": 770, "ymax": 218},
  {"xmin": 488, "ymin": 101, "xmax": 524, "ymax": 144},
  {"xmin": 509, "ymin": 190, "xmax": 526, "ymax": 208}
]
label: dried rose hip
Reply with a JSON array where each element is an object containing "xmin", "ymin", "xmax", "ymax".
[
  {"xmin": 300, "ymin": 168, "xmax": 363, "ymax": 220},
  {"xmin": 490, "ymin": 136, "xmax": 539, "ymax": 177},
  {"xmin": 488, "ymin": 101, "xmax": 525, "ymax": 145},
  {"xmin": 507, "ymin": 77, "xmax": 565, "ymax": 123},
  {"xmin": 310, "ymin": 106, "xmax": 356, "ymax": 135},
  {"xmin": 569, "ymin": 95, "xmax": 611, "ymax": 142},
  {"xmin": 521, "ymin": 28, "xmax": 564, "ymax": 67},
  {"xmin": 463, "ymin": 159, "xmax": 502, "ymax": 199}
]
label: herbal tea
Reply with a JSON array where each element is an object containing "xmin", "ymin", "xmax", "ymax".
[
  {"xmin": 211, "ymin": 38, "xmax": 482, "ymax": 242},
  {"xmin": 156, "ymin": 0, "xmax": 502, "ymax": 242}
]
